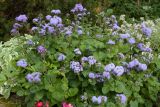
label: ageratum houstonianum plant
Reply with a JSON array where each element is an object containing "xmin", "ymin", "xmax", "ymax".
[{"xmin": 0, "ymin": 3, "xmax": 160, "ymax": 107}]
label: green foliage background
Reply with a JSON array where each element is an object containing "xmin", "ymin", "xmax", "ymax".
[{"xmin": 0, "ymin": 0, "xmax": 160, "ymax": 41}]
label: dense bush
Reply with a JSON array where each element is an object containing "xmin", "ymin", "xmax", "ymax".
[
  {"xmin": 1, "ymin": 0, "xmax": 160, "ymax": 41},
  {"xmin": 1, "ymin": 3, "xmax": 160, "ymax": 107}
]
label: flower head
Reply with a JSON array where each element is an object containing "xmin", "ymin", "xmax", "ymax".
[
  {"xmin": 120, "ymin": 33, "xmax": 130, "ymax": 39},
  {"xmin": 107, "ymin": 40, "xmax": 115, "ymax": 45},
  {"xmin": 137, "ymin": 63, "xmax": 147, "ymax": 71},
  {"xmin": 17, "ymin": 59, "xmax": 27, "ymax": 67},
  {"xmin": 51, "ymin": 9, "xmax": 61, "ymax": 14},
  {"xmin": 46, "ymin": 15, "xmax": 52, "ymax": 21},
  {"xmin": 70, "ymin": 61, "xmax": 83, "ymax": 73},
  {"xmin": 71, "ymin": 4, "xmax": 85, "ymax": 13},
  {"xmin": 15, "ymin": 14, "xmax": 28, "ymax": 22},
  {"xmin": 128, "ymin": 38, "xmax": 136, "ymax": 44},
  {"xmin": 116, "ymin": 94, "xmax": 127, "ymax": 104},
  {"xmin": 77, "ymin": 29, "xmax": 83, "ymax": 35},
  {"xmin": 26, "ymin": 72, "xmax": 41, "ymax": 83},
  {"xmin": 58, "ymin": 53, "xmax": 66, "ymax": 61},
  {"xmin": 89, "ymin": 72, "xmax": 95, "ymax": 79},
  {"xmin": 128, "ymin": 59, "xmax": 139, "ymax": 68},
  {"xmin": 88, "ymin": 56, "xmax": 96, "ymax": 65},
  {"xmin": 13, "ymin": 23, "xmax": 22, "ymax": 29},
  {"xmin": 37, "ymin": 45, "xmax": 47, "ymax": 54},
  {"xmin": 103, "ymin": 72, "xmax": 110, "ymax": 79},
  {"xmin": 113, "ymin": 66, "xmax": 124, "ymax": 76},
  {"xmin": 104, "ymin": 63, "xmax": 115, "ymax": 72},
  {"xmin": 74, "ymin": 48, "xmax": 82, "ymax": 55}
]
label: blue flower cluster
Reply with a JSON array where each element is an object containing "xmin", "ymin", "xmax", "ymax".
[
  {"xmin": 137, "ymin": 43, "xmax": 152, "ymax": 52},
  {"xmin": 15, "ymin": 14, "xmax": 28, "ymax": 22},
  {"xmin": 74, "ymin": 48, "xmax": 82, "ymax": 55},
  {"xmin": 58, "ymin": 53, "xmax": 66, "ymax": 61},
  {"xmin": 30, "ymin": 11, "xmax": 63, "ymax": 36},
  {"xmin": 70, "ymin": 61, "xmax": 83, "ymax": 73},
  {"xmin": 104, "ymin": 63, "xmax": 125, "ymax": 76},
  {"xmin": 88, "ymin": 72, "xmax": 110, "ymax": 82},
  {"xmin": 11, "ymin": 14, "xmax": 28, "ymax": 35},
  {"xmin": 71, "ymin": 4, "xmax": 86, "ymax": 13},
  {"xmin": 91, "ymin": 96, "xmax": 107, "ymax": 104},
  {"xmin": 141, "ymin": 23, "xmax": 152, "ymax": 37},
  {"xmin": 16, "ymin": 59, "xmax": 27, "ymax": 67},
  {"xmin": 81, "ymin": 56, "xmax": 97, "ymax": 65},
  {"xmin": 37, "ymin": 45, "xmax": 47, "ymax": 54},
  {"xmin": 128, "ymin": 59, "xmax": 147, "ymax": 71},
  {"xmin": 116, "ymin": 94, "xmax": 127, "ymax": 104},
  {"xmin": 26, "ymin": 72, "xmax": 41, "ymax": 83}
]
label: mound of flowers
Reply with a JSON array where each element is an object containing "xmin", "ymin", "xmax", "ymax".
[{"xmin": 0, "ymin": 4, "xmax": 160, "ymax": 107}]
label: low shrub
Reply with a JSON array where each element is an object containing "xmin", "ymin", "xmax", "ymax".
[{"xmin": 0, "ymin": 4, "xmax": 160, "ymax": 107}]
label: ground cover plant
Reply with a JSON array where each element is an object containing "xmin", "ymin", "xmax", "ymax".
[{"xmin": 0, "ymin": 3, "xmax": 160, "ymax": 107}]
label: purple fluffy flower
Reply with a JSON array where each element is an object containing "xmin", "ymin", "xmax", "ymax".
[
  {"xmin": 32, "ymin": 18, "xmax": 39, "ymax": 23},
  {"xmin": 92, "ymin": 96, "xmax": 98, "ymax": 103},
  {"xmin": 107, "ymin": 40, "xmax": 115, "ymax": 45},
  {"xmin": 27, "ymin": 39, "xmax": 34, "ymax": 45},
  {"xmin": 11, "ymin": 29, "xmax": 19, "ymax": 35},
  {"xmin": 65, "ymin": 30, "xmax": 72, "ymax": 36},
  {"xmin": 26, "ymin": 72, "xmax": 41, "ymax": 83},
  {"xmin": 91, "ymin": 96, "xmax": 107, "ymax": 104},
  {"xmin": 120, "ymin": 33, "xmax": 130, "ymax": 39},
  {"xmin": 112, "ymin": 23, "xmax": 119, "ymax": 30},
  {"xmin": 137, "ymin": 43, "xmax": 145, "ymax": 51},
  {"xmin": 113, "ymin": 66, "xmax": 124, "ymax": 76},
  {"xmin": 15, "ymin": 14, "xmax": 28, "ymax": 22},
  {"xmin": 58, "ymin": 53, "xmax": 66, "ymax": 61},
  {"xmin": 144, "ymin": 47, "xmax": 152, "ymax": 52},
  {"xmin": 97, "ymin": 96, "xmax": 102, "ymax": 104},
  {"xmin": 89, "ymin": 72, "xmax": 95, "ymax": 79},
  {"xmin": 71, "ymin": 4, "xmax": 84, "ymax": 13},
  {"xmin": 77, "ymin": 29, "xmax": 83, "ymax": 35},
  {"xmin": 74, "ymin": 48, "xmax": 81, "ymax": 55},
  {"xmin": 128, "ymin": 38, "xmax": 136, "ymax": 44},
  {"xmin": 104, "ymin": 63, "xmax": 115, "ymax": 72},
  {"xmin": 103, "ymin": 72, "xmax": 110, "ymax": 79},
  {"xmin": 116, "ymin": 94, "xmax": 127, "ymax": 104},
  {"xmin": 42, "ymin": 23, "xmax": 49, "ymax": 29},
  {"xmin": 51, "ymin": 9, "xmax": 61, "ymax": 14},
  {"xmin": 81, "ymin": 57, "xmax": 88, "ymax": 62},
  {"xmin": 137, "ymin": 63, "xmax": 147, "ymax": 71},
  {"xmin": 39, "ymin": 29, "xmax": 46, "ymax": 35},
  {"xmin": 50, "ymin": 17, "xmax": 59, "ymax": 25},
  {"xmin": 48, "ymin": 26, "xmax": 55, "ymax": 33},
  {"xmin": 17, "ymin": 59, "xmax": 27, "ymax": 67},
  {"xmin": 57, "ymin": 23, "xmax": 63, "ymax": 28},
  {"xmin": 37, "ymin": 45, "xmax": 47, "ymax": 54},
  {"xmin": 13, "ymin": 23, "xmax": 22, "ymax": 29},
  {"xmin": 31, "ymin": 27, "xmax": 38, "ymax": 32},
  {"xmin": 88, "ymin": 56, "xmax": 96, "ymax": 65},
  {"xmin": 70, "ymin": 61, "xmax": 83, "ymax": 73},
  {"xmin": 141, "ymin": 23, "xmax": 152, "ymax": 37},
  {"xmin": 142, "ymin": 27, "xmax": 152, "ymax": 37},
  {"xmin": 128, "ymin": 59, "xmax": 139, "ymax": 68},
  {"xmin": 46, "ymin": 15, "xmax": 52, "ymax": 20}
]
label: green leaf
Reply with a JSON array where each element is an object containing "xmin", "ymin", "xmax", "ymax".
[
  {"xmin": 0, "ymin": 74, "xmax": 6, "ymax": 81},
  {"xmin": 34, "ymin": 91, "xmax": 44, "ymax": 101},
  {"xmin": 68, "ymin": 88, "xmax": 79, "ymax": 97},
  {"xmin": 102, "ymin": 84, "xmax": 111, "ymax": 94},
  {"xmin": 130, "ymin": 100, "xmax": 138, "ymax": 107},
  {"xmin": 106, "ymin": 102, "xmax": 116, "ymax": 107},
  {"xmin": 17, "ymin": 90, "xmax": 24, "ymax": 96}
]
